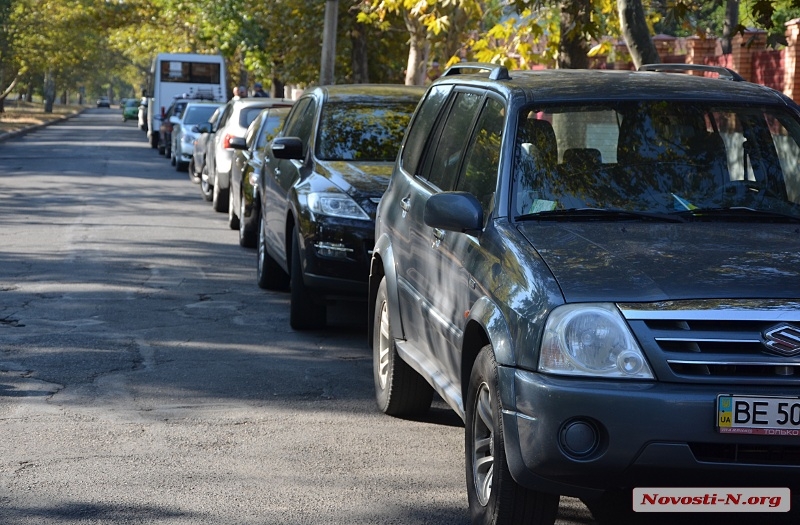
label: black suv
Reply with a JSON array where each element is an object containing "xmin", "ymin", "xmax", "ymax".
[
  {"xmin": 256, "ymin": 84, "xmax": 424, "ymax": 330},
  {"xmin": 370, "ymin": 63, "xmax": 800, "ymax": 524}
]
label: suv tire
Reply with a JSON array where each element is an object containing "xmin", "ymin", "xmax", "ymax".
[
  {"xmin": 212, "ymin": 174, "xmax": 228, "ymax": 212},
  {"xmin": 466, "ymin": 346, "xmax": 559, "ymax": 525},
  {"xmin": 256, "ymin": 214, "xmax": 289, "ymax": 290},
  {"xmin": 200, "ymin": 164, "xmax": 213, "ymax": 202},
  {"xmin": 239, "ymin": 194, "xmax": 257, "ymax": 248},
  {"xmin": 289, "ymin": 225, "xmax": 326, "ymax": 330},
  {"xmin": 373, "ymin": 277, "xmax": 434, "ymax": 417},
  {"xmin": 228, "ymin": 190, "xmax": 239, "ymax": 230}
]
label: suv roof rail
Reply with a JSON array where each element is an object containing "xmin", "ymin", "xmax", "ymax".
[
  {"xmin": 638, "ymin": 63, "xmax": 745, "ymax": 81},
  {"xmin": 442, "ymin": 62, "xmax": 511, "ymax": 81}
]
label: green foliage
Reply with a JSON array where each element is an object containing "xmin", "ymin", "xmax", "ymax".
[{"xmin": 2, "ymin": 0, "xmax": 799, "ymax": 106}]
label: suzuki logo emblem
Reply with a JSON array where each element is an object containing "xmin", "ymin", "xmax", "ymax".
[{"xmin": 762, "ymin": 323, "xmax": 800, "ymax": 357}]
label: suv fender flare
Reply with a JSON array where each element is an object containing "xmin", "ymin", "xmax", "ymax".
[
  {"xmin": 466, "ymin": 296, "xmax": 515, "ymax": 368},
  {"xmin": 370, "ymin": 233, "xmax": 404, "ymax": 342}
]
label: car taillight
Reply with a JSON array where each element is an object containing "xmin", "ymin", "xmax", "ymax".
[{"xmin": 222, "ymin": 134, "xmax": 235, "ymax": 149}]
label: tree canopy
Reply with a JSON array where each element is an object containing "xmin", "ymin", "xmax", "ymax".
[{"xmin": 1, "ymin": 0, "xmax": 797, "ymax": 111}]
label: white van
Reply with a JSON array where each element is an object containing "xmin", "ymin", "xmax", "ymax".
[{"xmin": 146, "ymin": 53, "xmax": 227, "ymax": 149}]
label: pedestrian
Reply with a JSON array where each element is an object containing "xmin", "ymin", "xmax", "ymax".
[
  {"xmin": 238, "ymin": 86, "xmax": 248, "ymax": 98},
  {"xmin": 252, "ymin": 82, "xmax": 267, "ymax": 97}
]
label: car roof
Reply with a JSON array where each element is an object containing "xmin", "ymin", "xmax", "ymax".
[
  {"xmin": 312, "ymin": 84, "xmax": 426, "ymax": 104},
  {"xmin": 230, "ymin": 98, "xmax": 294, "ymax": 109},
  {"xmin": 433, "ymin": 67, "xmax": 791, "ymax": 107},
  {"xmin": 183, "ymin": 101, "xmax": 223, "ymax": 109}
]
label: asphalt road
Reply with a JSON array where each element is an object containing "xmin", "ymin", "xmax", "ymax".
[{"xmin": 0, "ymin": 108, "xmax": 604, "ymax": 524}]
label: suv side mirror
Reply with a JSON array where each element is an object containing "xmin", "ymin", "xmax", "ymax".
[
  {"xmin": 424, "ymin": 192, "xmax": 484, "ymax": 234},
  {"xmin": 195, "ymin": 122, "xmax": 212, "ymax": 134},
  {"xmin": 271, "ymin": 137, "xmax": 304, "ymax": 160},
  {"xmin": 229, "ymin": 137, "xmax": 248, "ymax": 150}
]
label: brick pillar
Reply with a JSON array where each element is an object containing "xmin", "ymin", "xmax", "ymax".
[
  {"xmin": 731, "ymin": 29, "xmax": 767, "ymax": 82},
  {"xmin": 784, "ymin": 18, "xmax": 800, "ymax": 103},
  {"xmin": 652, "ymin": 34, "xmax": 677, "ymax": 61},
  {"xmin": 685, "ymin": 36, "xmax": 718, "ymax": 74}
]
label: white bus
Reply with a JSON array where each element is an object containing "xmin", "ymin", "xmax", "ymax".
[{"xmin": 146, "ymin": 53, "xmax": 227, "ymax": 149}]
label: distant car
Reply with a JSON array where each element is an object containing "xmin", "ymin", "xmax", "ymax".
[
  {"xmin": 122, "ymin": 99, "xmax": 139, "ymax": 121},
  {"xmin": 228, "ymin": 106, "xmax": 292, "ymax": 247},
  {"xmin": 203, "ymin": 98, "xmax": 294, "ymax": 212},
  {"xmin": 96, "ymin": 96, "xmax": 110, "ymax": 108},
  {"xmin": 137, "ymin": 98, "xmax": 148, "ymax": 131},
  {"xmin": 190, "ymin": 106, "xmax": 223, "ymax": 185},
  {"xmin": 256, "ymin": 84, "xmax": 424, "ymax": 330},
  {"xmin": 169, "ymin": 101, "xmax": 224, "ymax": 172}
]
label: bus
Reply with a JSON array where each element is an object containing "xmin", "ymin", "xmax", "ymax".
[{"xmin": 146, "ymin": 53, "xmax": 227, "ymax": 149}]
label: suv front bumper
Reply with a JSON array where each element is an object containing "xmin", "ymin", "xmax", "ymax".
[
  {"xmin": 500, "ymin": 366, "xmax": 800, "ymax": 500},
  {"xmin": 298, "ymin": 216, "xmax": 374, "ymax": 298}
]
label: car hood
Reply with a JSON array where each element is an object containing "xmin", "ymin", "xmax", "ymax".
[
  {"xmin": 517, "ymin": 222, "xmax": 800, "ymax": 303},
  {"xmin": 314, "ymin": 160, "xmax": 393, "ymax": 197}
]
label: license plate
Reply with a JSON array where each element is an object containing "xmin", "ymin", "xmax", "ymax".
[{"xmin": 717, "ymin": 395, "xmax": 800, "ymax": 436}]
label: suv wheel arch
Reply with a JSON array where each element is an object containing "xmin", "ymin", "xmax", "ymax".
[{"xmin": 369, "ymin": 234, "xmax": 404, "ymax": 344}]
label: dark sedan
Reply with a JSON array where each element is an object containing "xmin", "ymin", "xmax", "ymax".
[
  {"xmin": 256, "ymin": 84, "xmax": 424, "ymax": 330},
  {"xmin": 228, "ymin": 106, "xmax": 291, "ymax": 248}
]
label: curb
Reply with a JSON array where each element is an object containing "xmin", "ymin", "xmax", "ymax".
[{"xmin": 0, "ymin": 107, "xmax": 89, "ymax": 143}]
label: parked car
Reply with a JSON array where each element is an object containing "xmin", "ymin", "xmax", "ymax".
[
  {"xmin": 157, "ymin": 98, "xmax": 191, "ymax": 156},
  {"xmin": 228, "ymin": 106, "xmax": 292, "ymax": 248},
  {"xmin": 369, "ymin": 63, "xmax": 800, "ymax": 525},
  {"xmin": 137, "ymin": 97, "xmax": 148, "ymax": 131},
  {"xmin": 169, "ymin": 101, "xmax": 224, "ymax": 172},
  {"xmin": 256, "ymin": 84, "xmax": 424, "ymax": 330},
  {"xmin": 203, "ymin": 98, "xmax": 294, "ymax": 212},
  {"xmin": 190, "ymin": 106, "xmax": 223, "ymax": 185},
  {"xmin": 122, "ymin": 98, "xmax": 139, "ymax": 121},
  {"xmin": 96, "ymin": 96, "xmax": 110, "ymax": 108}
]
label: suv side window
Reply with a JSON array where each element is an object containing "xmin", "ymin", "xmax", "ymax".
[
  {"xmin": 245, "ymin": 114, "xmax": 262, "ymax": 148},
  {"xmin": 217, "ymin": 104, "xmax": 233, "ymax": 129},
  {"xmin": 282, "ymin": 97, "xmax": 316, "ymax": 158},
  {"xmin": 421, "ymin": 91, "xmax": 484, "ymax": 191},
  {"xmin": 400, "ymin": 85, "xmax": 452, "ymax": 175},
  {"xmin": 455, "ymin": 97, "xmax": 505, "ymax": 222}
]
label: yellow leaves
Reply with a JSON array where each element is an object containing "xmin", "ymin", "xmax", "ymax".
[{"xmin": 587, "ymin": 41, "xmax": 613, "ymax": 57}]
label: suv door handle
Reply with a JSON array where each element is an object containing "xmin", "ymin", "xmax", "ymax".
[
  {"xmin": 431, "ymin": 228, "xmax": 445, "ymax": 248},
  {"xmin": 400, "ymin": 196, "xmax": 411, "ymax": 218}
]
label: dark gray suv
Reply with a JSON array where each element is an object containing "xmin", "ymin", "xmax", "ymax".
[{"xmin": 370, "ymin": 63, "xmax": 800, "ymax": 524}]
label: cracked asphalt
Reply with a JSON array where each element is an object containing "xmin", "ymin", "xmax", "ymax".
[{"xmin": 0, "ymin": 108, "xmax": 604, "ymax": 525}]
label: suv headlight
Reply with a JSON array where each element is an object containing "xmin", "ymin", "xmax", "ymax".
[
  {"xmin": 539, "ymin": 303, "xmax": 654, "ymax": 379},
  {"xmin": 307, "ymin": 192, "xmax": 369, "ymax": 220}
]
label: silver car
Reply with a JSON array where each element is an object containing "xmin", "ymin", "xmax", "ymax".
[
  {"xmin": 169, "ymin": 101, "xmax": 223, "ymax": 172},
  {"xmin": 203, "ymin": 98, "xmax": 294, "ymax": 212}
]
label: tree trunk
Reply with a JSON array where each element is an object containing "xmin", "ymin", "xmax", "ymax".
[
  {"xmin": 270, "ymin": 77, "xmax": 285, "ymax": 99},
  {"xmin": 617, "ymin": 0, "xmax": 660, "ymax": 68},
  {"xmin": 350, "ymin": 17, "xmax": 369, "ymax": 83},
  {"xmin": 558, "ymin": 0, "xmax": 591, "ymax": 69},
  {"xmin": 721, "ymin": 0, "xmax": 739, "ymax": 55},
  {"xmin": 403, "ymin": 12, "xmax": 430, "ymax": 86},
  {"xmin": 320, "ymin": 0, "xmax": 339, "ymax": 85}
]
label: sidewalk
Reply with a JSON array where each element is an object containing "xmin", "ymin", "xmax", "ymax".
[{"xmin": 0, "ymin": 103, "xmax": 86, "ymax": 142}]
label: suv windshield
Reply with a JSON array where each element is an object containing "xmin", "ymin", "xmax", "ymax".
[
  {"xmin": 183, "ymin": 105, "xmax": 219, "ymax": 126},
  {"xmin": 513, "ymin": 101, "xmax": 800, "ymax": 220},
  {"xmin": 316, "ymin": 102, "xmax": 418, "ymax": 162}
]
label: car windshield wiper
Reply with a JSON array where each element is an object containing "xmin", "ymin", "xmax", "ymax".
[
  {"xmin": 518, "ymin": 207, "xmax": 686, "ymax": 223},
  {"xmin": 672, "ymin": 206, "xmax": 800, "ymax": 223}
]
